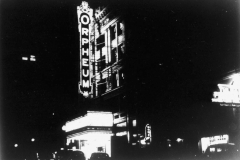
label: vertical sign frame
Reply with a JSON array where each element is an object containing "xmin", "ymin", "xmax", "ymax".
[
  {"xmin": 145, "ymin": 124, "xmax": 152, "ymax": 144},
  {"xmin": 77, "ymin": 1, "xmax": 93, "ymax": 98}
]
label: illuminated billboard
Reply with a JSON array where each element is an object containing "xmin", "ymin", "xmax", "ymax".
[
  {"xmin": 77, "ymin": 1, "xmax": 93, "ymax": 97},
  {"xmin": 199, "ymin": 134, "xmax": 229, "ymax": 153},
  {"xmin": 212, "ymin": 73, "xmax": 240, "ymax": 107}
]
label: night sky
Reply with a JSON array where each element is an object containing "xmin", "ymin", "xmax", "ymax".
[{"xmin": 1, "ymin": 0, "xmax": 240, "ymax": 158}]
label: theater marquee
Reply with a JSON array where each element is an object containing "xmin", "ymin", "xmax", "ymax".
[
  {"xmin": 77, "ymin": 1, "xmax": 93, "ymax": 97},
  {"xmin": 212, "ymin": 73, "xmax": 240, "ymax": 107}
]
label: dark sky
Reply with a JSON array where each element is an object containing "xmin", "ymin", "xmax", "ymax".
[{"xmin": 1, "ymin": 0, "xmax": 240, "ymax": 157}]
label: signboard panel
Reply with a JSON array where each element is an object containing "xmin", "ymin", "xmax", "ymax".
[
  {"xmin": 77, "ymin": 1, "xmax": 93, "ymax": 97},
  {"xmin": 145, "ymin": 124, "xmax": 152, "ymax": 144},
  {"xmin": 200, "ymin": 134, "xmax": 229, "ymax": 153},
  {"xmin": 212, "ymin": 73, "xmax": 240, "ymax": 107}
]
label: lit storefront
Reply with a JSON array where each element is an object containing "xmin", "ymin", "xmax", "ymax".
[{"xmin": 62, "ymin": 111, "xmax": 113, "ymax": 159}]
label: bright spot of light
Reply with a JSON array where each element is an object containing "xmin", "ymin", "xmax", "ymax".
[
  {"xmin": 176, "ymin": 138, "xmax": 184, "ymax": 142},
  {"xmin": 31, "ymin": 138, "xmax": 35, "ymax": 142},
  {"xmin": 14, "ymin": 144, "xmax": 18, "ymax": 147},
  {"xmin": 22, "ymin": 57, "xmax": 28, "ymax": 61},
  {"xmin": 30, "ymin": 55, "xmax": 36, "ymax": 61},
  {"xmin": 83, "ymin": 92, "xmax": 89, "ymax": 97},
  {"xmin": 169, "ymin": 144, "xmax": 171, "ymax": 147},
  {"xmin": 230, "ymin": 73, "xmax": 240, "ymax": 86},
  {"xmin": 53, "ymin": 113, "xmax": 54, "ymax": 115}
]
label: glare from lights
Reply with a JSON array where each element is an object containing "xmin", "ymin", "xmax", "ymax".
[
  {"xmin": 72, "ymin": 146, "xmax": 76, "ymax": 151},
  {"xmin": 217, "ymin": 148, "xmax": 222, "ymax": 152},
  {"xmin": 62, "ymin": 125, "xmax": 66, "ymax": 131},
  {"xmin": 30, "ymin": 55, "xmax": 36, "ymax": 61},
  {"xmin": 116, "ymin": 131, "xmax": 127, "ymax": 136},
  {"xmin": 132, "ymin": 119, "xmax": 137, "ymax": 127},
  {"xmin": 31, "ymin": 138, "xmax": 35, "ymax": 142},
  {"xmin": 140, "ymin": 139, "xmax": 146, "ymax": 145},
  {"xmin": 22, "ymin": 57, "xmax": 28, "ymax": 61},
  {"xmin": 14, "ymin": 144, "xmax": 18, "ymax": 147},
  {"xmin": 176, "ymin": 138, "xmax": 184, "ymax": 142},
  {"xmin": 210, "ymin": 148, "xmax": 215, "ymax": 152},
  {"xmin": 83, "ymin": 91, "xmax": 89, "ymax": 98}
]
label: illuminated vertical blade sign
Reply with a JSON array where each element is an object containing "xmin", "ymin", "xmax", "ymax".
[
  {"xmin": 77, "ymin": 1, "xmax": 93, "ymax": 98},
  {"xmin": 145, "ymin": 124, "xmax": 152, "ymax": 144}
]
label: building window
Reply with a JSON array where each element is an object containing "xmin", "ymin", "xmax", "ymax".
[
  {"xmin": 97, "ymin": 34, "xmax": 105, "ymax": 50},
  {"xmin": 111, "ymin": 49, "xmax": 117, "ymax": 64},
  {"xmin": 111, "ymin": 72, "xmax": 117, "ymax": 89},
  {"xmin": 118, "ymin": 44, "xmax": 123, "ymax": 60},
  {"xmin": 110, "ymin": 25, "xmax": 116, "ymax": 40},
  {"xmin": 98, "ymin": 78, "xmax": 107, "ymax": 95},
  {"xmin": 119, "ymin": 69, "xmax": 125, "ymax": 86},
  {"xmin": 117, "ymin": 22, "xmax": 123, "ymax": 36},
  {"xmin": 117, "ymin": 122, "xmax": 127, "ymax": 127},
  {"xmin": 97, "ymin": 55, "xmax": 106, "ymax": 71}
]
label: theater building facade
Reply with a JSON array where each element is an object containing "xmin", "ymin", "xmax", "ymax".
[{"xmin": 62, "ymin": 1, "xmax": 152, "ymax": 158}]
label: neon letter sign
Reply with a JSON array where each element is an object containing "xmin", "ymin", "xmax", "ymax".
[
  {"xmin": 77, "ymin": 1, "xmax": 93, "ymax": 97},
  {"xmin": 212, "ymin": 73, "xmax": 240, "ymax": 107},
  {"xmin": 145, "ymin": 124, "xmax": 152, "ymax": 144}
]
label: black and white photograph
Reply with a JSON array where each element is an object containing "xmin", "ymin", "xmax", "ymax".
[{"xmin": 1, "ymin": 0, "xmax": 240, "ymax": 159}]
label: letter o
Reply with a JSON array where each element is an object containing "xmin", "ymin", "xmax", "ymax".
[{"xmin": 81, "ymin": 15, "xmax": 90, "ymax": 25}]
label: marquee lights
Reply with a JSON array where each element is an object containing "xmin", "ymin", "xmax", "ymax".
[
  {"xmin": 212, "ymin": 73, "xmax": 240, "ymax": 107},
  {"xmin": 62, "ymin": 111, "xmax": 113, "ymax": 132},
  {"xmin": 77, "ymin": 1, "xmax": 93, "ymax": 98}
]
